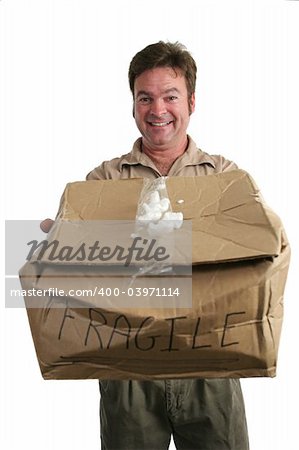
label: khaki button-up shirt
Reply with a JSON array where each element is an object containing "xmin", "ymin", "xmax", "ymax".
[{"xmin": 86, "ymin": 135, "xmax": 237, "ymax": 180}]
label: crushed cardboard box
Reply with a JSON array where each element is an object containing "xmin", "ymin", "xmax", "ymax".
[{"xmin": 19, "ymin": 170, "xmax": 290, "ymax": 379}]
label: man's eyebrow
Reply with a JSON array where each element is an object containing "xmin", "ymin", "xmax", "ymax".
[
  {"xmin": 136, "ymin": 87, "xmax": 181, "ymax": 97},
  {"xmin": 136, "ymin": 90, "xmax": 152, "ymax": 98},
  {"xmin": 164, "ymin": 88, "xmax": 180, "ymax": 94}
]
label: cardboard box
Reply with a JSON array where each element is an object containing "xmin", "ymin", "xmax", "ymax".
[{"xmin": 19, "ymin": 170, "xmax": 290, "ymax": 379}]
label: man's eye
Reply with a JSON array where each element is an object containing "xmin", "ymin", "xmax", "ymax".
[
  {"xmin": 139, "ymin": 97, "xmax": 151, "ymax": 103},
  {"xmin": 168, "ymin": 96, "xmax": 178, "ymax": 101}
]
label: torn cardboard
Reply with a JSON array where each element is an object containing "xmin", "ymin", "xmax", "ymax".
[{"xmin": 19, "ymin": 170, "xmax": 290, "ymax": 379}]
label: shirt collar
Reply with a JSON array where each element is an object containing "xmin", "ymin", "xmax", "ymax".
[{"xmin": 119, "ymin": 135, "xmax": 216, "ymax": 170}]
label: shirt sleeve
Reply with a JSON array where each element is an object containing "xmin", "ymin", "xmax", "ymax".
[
  {"xmin": 86, "ymin": 164, "xmax": 107, "ymax": 180},
  {"xmin": 86, "ymin": 157, "xmax": 123, "ymax": 180},
  {"xmin": 210, "ymin": 154, "xmax": 238, "ymax": 173}
]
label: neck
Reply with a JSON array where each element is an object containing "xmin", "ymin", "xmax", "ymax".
[{"xmin": 141, "ymin": 137, "xmax": 189, "ymax": 175}]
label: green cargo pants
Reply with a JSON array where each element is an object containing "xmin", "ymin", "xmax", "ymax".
[{"xmin": 99, "ymin": 378, "xmax": 249, "ymax": 450}]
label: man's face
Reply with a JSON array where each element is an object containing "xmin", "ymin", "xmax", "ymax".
[{"xmin": 133, "ymin": 67, "xmax": 195, "ymax": 151}]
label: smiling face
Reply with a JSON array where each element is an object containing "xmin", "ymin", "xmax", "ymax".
[{"xmin": 133, "ymin": 67, "xmax": 195, "ymax": 153}]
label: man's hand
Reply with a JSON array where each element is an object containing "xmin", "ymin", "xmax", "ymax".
[{"xmin": 40, "ymin": 218, "xmax": 54, "ymax": 233}]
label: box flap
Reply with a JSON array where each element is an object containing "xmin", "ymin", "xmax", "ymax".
[
  {"xmin": 39, "ymin": 170, "xmax": 282, "ymax": 265},
  {"xmin": 166, "ymin": 170, "xmax": 282, "ymax": 263}
]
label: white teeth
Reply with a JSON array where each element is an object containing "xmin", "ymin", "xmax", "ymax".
[{"xmin": 150, "ymin": 122, "xmax": 171, "ymax": 127}]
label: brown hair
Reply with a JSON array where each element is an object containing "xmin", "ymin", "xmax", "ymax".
[{"xmin": 128, "ymin": 41, "xmax": 197, "ymax": 101}]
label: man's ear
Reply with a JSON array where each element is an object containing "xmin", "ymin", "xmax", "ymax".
[
  {"xmin": 189, "ymin": 92, "xmax": 196, "ymax": 115},
  {"xmin": 132, "ymin": 103, "xmax": 135, "ymax": 118}
]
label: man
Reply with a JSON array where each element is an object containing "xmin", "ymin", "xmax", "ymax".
[{"xmin": 42, "ymin": 41, "xmax": 249, "ymax": 450}]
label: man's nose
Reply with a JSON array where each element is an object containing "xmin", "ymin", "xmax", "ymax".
[{"xmin": 150, "ymin": 99, "xmax": 167, "ymax": 116}]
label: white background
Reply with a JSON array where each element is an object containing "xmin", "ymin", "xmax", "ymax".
[{"xmin": 1, "ymin": 0, "xmax": 298, "ymax": 449}]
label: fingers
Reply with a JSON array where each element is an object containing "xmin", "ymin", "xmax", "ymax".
[{"xmin": 40, "ymin": 218, "xmax": 54, "ymax": 233}]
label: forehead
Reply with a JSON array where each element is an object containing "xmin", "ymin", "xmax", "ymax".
[{"xmin": 134, "ymin": 67, "xmax": 187, "ymax": 95}]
